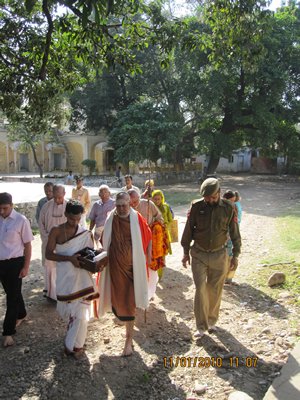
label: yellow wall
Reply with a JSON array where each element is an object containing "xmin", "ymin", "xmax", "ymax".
[
  {"xmin": 0, "ymin": 141, "xmax": 7, "ymax": 172},
  {"xmin": 94, "ymin": 148, "xmax": 105, "ymax": 173},
  {"xmin": 65, "ymin": 142, "xmax": 84, "ymax": 172},
  {"xmin": 0, "ymin": 132, "xmax": 111, "ymax": 174}
]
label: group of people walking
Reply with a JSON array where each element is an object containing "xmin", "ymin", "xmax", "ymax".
[{"xmin": 0, "ymin": 174, "xmax": 241, "ymax": 358}]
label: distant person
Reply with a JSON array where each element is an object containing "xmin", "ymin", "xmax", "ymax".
[
  {"xmin": 89, "ymin": 185, "xmax": 115, "ymax": 247},
  {"xmin": 65, "ymin": 171, "xmax": 74, "ymax": 185},
  {"xmin": 223, "ymin": 190, "xmax": 242, "ymax": 284},
  {"xmin": 222, "ymin": 190, "xmax": 236, "ymax": 204},
  {"xmin": 115, "ymin": 166, "xmax": 122, "ymax": 187},
  {"xmin": 36, "ymin": 182, "xmax": 54, "ymax": 297},
  {"xmin": 222, "ymin": 190, "xmax": 236, "ymax": 264},
  {"xmin": 122, "ymin": 175, "xmax": 140, "ymax": 194},
  {"xmin": 71, "ymin": 176, "xmax": 91, "ymax": 228},
  {"xmin": 128, "ymin": 188, "xmax": 163, "ymax": 226},
  {"xmin": 39, "ymin": 184, "xmax": 67, "ymax": 300},
  {"xmin": 98, "ymin": 192, "xmax": 152, "ymax": 356},
  {"xmin": 234, "ymin": 191, "xmax": 242, "ymax": 225},
  {"xmin": 0, "ymin": 192, "xmax": 34, "ymax": 347},
  {"xmin": 141, "ymin": 179, "xmax": 155, "ymax": 199},
  {"xmin": 46, "ymin": 200, "xmax": 104, "ymax": 358},
  {"xmin": 35, "ymin": 182, "xmax": 54, "ymax": 223},
  {"xmin": 181, "ymin": 178, "xmax": 241, "ymax": 338},
  {"xmin": 151, "ymin": 189, "xmax": 173, "ymax": 250},
  {"xmin": 151, "ymin": 189, "xmax": 173, "ymax": 280}
]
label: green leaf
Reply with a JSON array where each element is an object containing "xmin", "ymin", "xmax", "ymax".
[{"xmin": 25, "ymin": 0, "xmax": 37, "ymax": 13}]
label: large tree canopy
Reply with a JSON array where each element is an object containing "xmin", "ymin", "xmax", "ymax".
[
  {"xmin": 174, "ymin": 0, "xmax": 300, "ymax": 173},
  {"xmin": 108, "ymin": 101, "xmax": 180, "ymax": 165},
  {"xmin": 0, "ymin": 0, "xmax": 182, "ymax": 175},
  {"xmin": 1, "ymin": 0, "xmax": 299, "ymax": 175}
]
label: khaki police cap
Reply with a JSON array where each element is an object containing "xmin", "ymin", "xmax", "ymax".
[{"xmin": 200, "ymin": 178, "xmax": 220, "ymax": 197}]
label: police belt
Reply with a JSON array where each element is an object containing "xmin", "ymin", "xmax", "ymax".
[{"xmin": 197, "ymin": 245, "xmax": 225, "ymax": 253}]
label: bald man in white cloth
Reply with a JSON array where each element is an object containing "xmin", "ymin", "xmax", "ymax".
[{"xmin": 46, "ymin": 200, "xmax": 104, "ymax": 357}]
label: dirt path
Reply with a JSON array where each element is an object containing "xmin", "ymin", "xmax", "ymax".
[{"xmin": 0, "ymin": 175, "xmax": 299, "ymax": 400}]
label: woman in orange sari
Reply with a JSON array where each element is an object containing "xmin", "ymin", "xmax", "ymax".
[{"xmin": 151, "ymin": 189, "xmax": 173, "ymax": 279}]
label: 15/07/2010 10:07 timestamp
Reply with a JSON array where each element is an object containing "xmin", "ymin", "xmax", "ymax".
[{"xmin": 163, "ymin": 356, "xmax": 258, "ymax": 368}]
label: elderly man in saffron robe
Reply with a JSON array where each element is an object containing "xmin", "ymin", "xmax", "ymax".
[{"xmin": 98, "ymin": 191, "xmax": 152, "ymax": 356}]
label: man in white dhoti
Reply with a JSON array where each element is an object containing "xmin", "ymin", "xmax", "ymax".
[
  {"xmin": 38, "ymin": 184, "xmax": 67, "ymax": 300},
  {"xmin": 46, "ymin": 200, "xmax": 105, "ymax": 357},
  {"xmin": 99, "ymin": 192, "xmax": 152, "ymax": 356},
  {"xmin": 35, "ymin": 182, "xmax": 53, "ymax": 297}
]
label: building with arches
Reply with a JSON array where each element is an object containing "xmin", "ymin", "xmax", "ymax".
[{"xmin": 0, "ymin": 120, "xmax": 115, "ymax": 174}]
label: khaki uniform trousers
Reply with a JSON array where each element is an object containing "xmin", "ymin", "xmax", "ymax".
[{"xmin": 191, "ymin": 246, "xmax": 228, "ymax": 331}]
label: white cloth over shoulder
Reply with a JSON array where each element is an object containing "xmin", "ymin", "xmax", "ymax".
[
  {"xmin": 56, "ymin": 229, "xmax": 98, "ymax": 321},
  {"xmin": 98, "ymin": 208, "xmax": 149, "ymax": 317}
]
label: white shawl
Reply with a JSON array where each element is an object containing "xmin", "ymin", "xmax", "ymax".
[
  {"xmin": 98, "ymin": 208, "xmax": 149, "ymax": 317},
  {"xmin": 56, "ymin": 229, "xmax": 98, "ymax": 320}
]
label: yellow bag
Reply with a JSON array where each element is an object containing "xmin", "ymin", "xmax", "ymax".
[{"xmin": 169, "ymin": 219, "xmax": 178, "ymax": 243}]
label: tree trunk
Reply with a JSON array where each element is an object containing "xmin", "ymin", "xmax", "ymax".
[
  {"xmin": 29, "ymin": 142, "xmax": 43, "ymax": 178},
  {"xmin": 204, "ymin": 97, "xmax": 233, "ymax": 176},
  {"xmin": 206, "ymin": 155, "xmax": 220, "ymax": 175}
]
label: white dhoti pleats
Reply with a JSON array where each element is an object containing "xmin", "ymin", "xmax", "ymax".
[
  {"xmin": 64, "ymin": 300, "xmax": 90, "ymax": 351},
  {"xmin": 148, "ymin": 268, "xmax": 159, "ymax": 300},
  {"xmin": 45, "ymin": 259, "xmax": 57, "ymax": 300}
]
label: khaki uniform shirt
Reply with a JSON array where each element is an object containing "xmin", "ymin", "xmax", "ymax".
[{"xmin": 181, "ymin": 198, "xmax": 241, "ymax": 257}]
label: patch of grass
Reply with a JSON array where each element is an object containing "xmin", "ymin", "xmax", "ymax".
[
  {"xmin": 277, "ymin": 212, "xmax": 300, "ymax": 253},
  {"xmin": 138, "ymin": 372, "xmax": 150, "ymax": 383},
  {"xmin": 250, "ymin": 207, "xmax": 300, "ymax": 306},
  {"xmin": 253, "ymin": 262, "xmax": 300, "ymax": 305},
  {"xmin": 162, "ymin": 190, "xmax": 199, "ymax": 206}
]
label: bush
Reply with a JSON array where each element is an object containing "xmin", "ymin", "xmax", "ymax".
[{"xmin": 81, "ymin": 159, "xmax": 96, "ymax": 175}]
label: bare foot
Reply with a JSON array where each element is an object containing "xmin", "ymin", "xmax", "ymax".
[
  {"xmin": 122, "ymin": 338, "xmax": 133, "ymax": 357},
  {"xmin": 73, "ymin": 347, "xmax": 85, "ymax": 359},
  {"xmin": 64, "ymin": 346, "xmax": 85, "ymax": 359},
  {"xmin": 16, "ymin": 316, "xmax": 27, "ymax": 328},
  {"xmin": 3, "ymin": 336, "xmax": 14, "ymax": 347}
]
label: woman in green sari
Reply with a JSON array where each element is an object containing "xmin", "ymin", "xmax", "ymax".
[{"xmin": 151, "ymin": 189, "xmax": 173, "ymax": 264}]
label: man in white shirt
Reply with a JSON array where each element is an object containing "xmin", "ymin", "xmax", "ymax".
[
  {"xmin": 0, "ymin": 192, "xmax": 34, "ymax": 347},
  {"xmin": 122, "ymin": 175, "xmax": 140, "ymax": 194}
]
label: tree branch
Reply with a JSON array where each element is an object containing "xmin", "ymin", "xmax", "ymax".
[{"xmin": 39, "ymin": 0, "xmax": 54, "ymax": 80}]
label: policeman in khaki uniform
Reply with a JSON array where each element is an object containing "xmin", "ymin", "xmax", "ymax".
[{"xmin": 181, "ymin": 178, "xmax": 241, "ymax": 338}]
